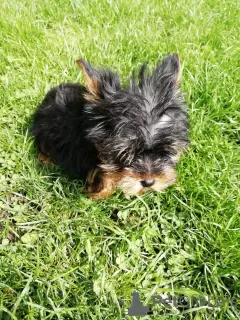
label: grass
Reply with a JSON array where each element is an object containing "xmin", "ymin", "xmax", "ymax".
[{"xmin": 0, "ymin": 0, "xmax": 239, "ymax": 318}]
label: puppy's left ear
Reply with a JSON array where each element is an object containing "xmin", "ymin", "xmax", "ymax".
[{"xmin": 76, "ymin": 59, "xmax": 120, "ymax": 101}]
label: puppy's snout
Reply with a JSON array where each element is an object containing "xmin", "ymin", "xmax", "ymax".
[{"xmin": 141, "ymin": 179, "xmax": 155, "ymax": 187}]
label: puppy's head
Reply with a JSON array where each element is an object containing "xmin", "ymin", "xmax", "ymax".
[{"xmin": 77, "ymin": 55, "xmax": 189, "ymax": 196}]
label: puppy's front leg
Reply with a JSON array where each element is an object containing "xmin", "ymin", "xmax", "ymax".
[{"xmin": 85, "ymin": 168, "xmax": 115, "ymax": 199}]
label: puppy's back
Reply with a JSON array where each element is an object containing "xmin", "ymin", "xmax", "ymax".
[{"xmin": 31, "ymin": 83, "xmax": 98, "ymax": 179}]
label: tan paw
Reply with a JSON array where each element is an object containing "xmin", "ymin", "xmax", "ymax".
[{"xmin": 39, "ymin": 153, "xmax": 52, "ymax": 165}]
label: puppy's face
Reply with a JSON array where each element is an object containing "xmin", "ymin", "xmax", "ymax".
[
  {"xmin": 99, "ymin": 151, "xmax": 178, "ymax": 196},
  {"xmin": 108, "ymin": 166, "xmax": 177, "ymax": 196},
  {"xmin": 77, "ymin": 55, "xmax": 188, "ymax": 196}
]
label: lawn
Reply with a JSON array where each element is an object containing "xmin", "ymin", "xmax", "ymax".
[{"xmin": 0, "ymin": 0, "xmax": 239, "ymax": 319}]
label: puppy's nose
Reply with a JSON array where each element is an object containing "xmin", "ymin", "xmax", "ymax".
[{"xmin": 141, "ymin": 179, "xmax": 155, "ymax": 187}]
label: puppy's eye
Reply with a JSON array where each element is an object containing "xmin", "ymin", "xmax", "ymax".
[{"xmin": 135, "ymin": 158, "xmax": 144, "ymax": 164}]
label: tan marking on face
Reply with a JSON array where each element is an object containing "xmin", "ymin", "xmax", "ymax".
[
  {"xmin": 116, "ymin": 167, "xmax": 177, "ymax": 196},
  {"xmin": 116, "ymin": 176, "xmax": 143, "ymax": 196},
  {"xmin": 85, "ymin": 166, "xmax": 178, "ymax": 198},
  {"xmin": 152, "ymin": 167, "xmax": 177, "ymax": 193}
]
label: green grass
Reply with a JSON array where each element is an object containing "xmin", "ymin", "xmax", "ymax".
[{"xmin": 0, "ymin": 0, "xmax": 239, "ymax": 319}]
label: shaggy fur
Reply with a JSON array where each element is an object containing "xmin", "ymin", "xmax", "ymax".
[{"xmin": 31, "ymin": 54, "xmax": 189, "ymax": 198}]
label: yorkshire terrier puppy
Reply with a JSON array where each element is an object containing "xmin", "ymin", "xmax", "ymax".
[{"xmin": 31, "ymin": 54, "xmax": 189, "ymax": 198}]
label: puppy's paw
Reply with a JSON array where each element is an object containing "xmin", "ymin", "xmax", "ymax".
[
  {"xmin": 39, "ymin": 153, "xmax": 52, "ymax": 165},
  {"xmin": 85, "ymin": 168, "xmax": 104, "ymax": 193},
  {"xmin": 84, "ymin": 169, "xmax": 115, "ymax": 199}
]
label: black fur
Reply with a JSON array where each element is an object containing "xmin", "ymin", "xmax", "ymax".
[
  {"xmin": 31, "ymin": 83, "xmax": 98, "ymax": 179},
  {"xmin": 31, "ymin": 54, "xmax": 189, "ymax": 187}
]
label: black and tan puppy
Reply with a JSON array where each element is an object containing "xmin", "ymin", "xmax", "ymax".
[{"xmin": 31, "ymin": 55, "xmax": 189, "ymax": 198}]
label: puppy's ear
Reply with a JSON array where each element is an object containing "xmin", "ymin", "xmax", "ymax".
[
  {"xmin": 160, "ymin": 54, "xmax": 181, "ymax": 84},
  {"xmin": 140, "ymin": 54, "xmax": 181, "ymax": 106},
  {"xmin": 76, "ymin": 59, "xmax": 120, "ymax": 101},
  {"xmin": 76, "ymin": 59, "xmax": 100, "ymax": 100}
]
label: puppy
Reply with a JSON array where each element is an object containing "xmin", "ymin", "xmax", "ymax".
[{"xmin": 31, "ymin": 54, "xmax": 189, "ymax": 198}]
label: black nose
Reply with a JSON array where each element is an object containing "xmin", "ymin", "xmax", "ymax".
[{"xmin": 141, "ymin": 179, "xmax": 155, "ymax": 187}]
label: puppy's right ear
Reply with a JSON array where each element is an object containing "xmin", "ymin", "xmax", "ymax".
[
  {"xmin": 160, "ymin": 54, "xmax": 181, "ymax": 84},
  {"xmin": 76, "ymin": 59, "xmax": 120, "ymax": 101},
  {"xmin": 76, "ymin": 59, "xmax": 100, "ymax": 100}
]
